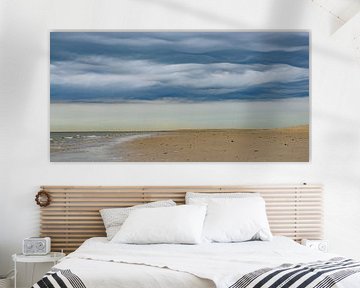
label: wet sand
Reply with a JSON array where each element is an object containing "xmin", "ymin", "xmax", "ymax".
[{"xmin": 117, "ymin": 125, "xmax": 309, "ymax": 162}]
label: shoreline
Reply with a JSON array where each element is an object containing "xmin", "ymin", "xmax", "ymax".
[
  {"xmin": 50, "ymin": 131, "xmax": 156, "ymax": 161},
  {"xmin": 50, "ymin": 125, "xmax": 309, "ymax": 134}
]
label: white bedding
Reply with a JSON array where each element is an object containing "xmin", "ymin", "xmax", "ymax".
[{"xmin": 53, "ymin": 237, "xmax": 360, "ymax": 288}]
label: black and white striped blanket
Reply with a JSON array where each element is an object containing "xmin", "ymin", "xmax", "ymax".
[
  {"xmin": 230, "ymin": 257, "xmax": 360, "ymax": 288},
  {"xmin": 32, "ymin": 258, "xmax": 360, "ymax": 288},
  {"xmin": 32, "ymin": 268, "xmax": 86, "ymax": 288}
]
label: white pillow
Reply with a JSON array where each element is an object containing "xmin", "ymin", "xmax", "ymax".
[
  {"xmin": 202, "ymin": 197, "xmax": 272, "ymax": 243},
  {"xmin": 186, "ymin": 192, "xmax": 259, "ymax": 205},
  {"xmin": 111, "ymin": 205, "xmax": 207, "ymax": 244},
  {"xmin": 100, "ymin": 200, "xmax": 176, "ymax": 240}
]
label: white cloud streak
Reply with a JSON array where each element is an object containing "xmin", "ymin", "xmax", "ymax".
[
  {"xmin": 51, "ymin": 55, "xmax": 308, "ymax": 92},
  {"xmin": 56, "ymin": 33, "xmax": 307, "ymax": 53}
]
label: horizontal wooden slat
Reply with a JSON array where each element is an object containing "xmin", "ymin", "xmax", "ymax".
[
  {"xmin": 42, "ymin": 226, "xmax": 103, "ymax": 229},
  {"xmin": 42, "ymin": 185, "xmax": 321, "ymax": 189},
  {"xmin": 39, "ymin": 185, "xmax": 323, "ymax": 253},
  {"xmin": 41, "ymin": 216, "xmax": 323, "ymax": 222},
  {"xmin": 49, "ymin": 196, "xmax": 322, "ymax": 202},
  {"xmin": 50, "ymin": 234, "xmax": 104, "ymax": 238},
  {"xmin": 41, "ymin": 229, "xmax": 106, "ymax": 233}
]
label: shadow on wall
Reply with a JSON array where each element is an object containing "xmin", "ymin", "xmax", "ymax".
[{"xmin": 133, "ymin": 0, "xmax": 247, "ymax": 27}]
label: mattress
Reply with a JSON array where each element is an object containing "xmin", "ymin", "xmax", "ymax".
[{"xmin": 36, "ymin": 237, "xmax": 360, "ymax": 288}]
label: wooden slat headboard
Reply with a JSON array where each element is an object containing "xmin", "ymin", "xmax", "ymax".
[{"xmin": 39, "ymin": 185, "xmax": 323, "ymax": 253}]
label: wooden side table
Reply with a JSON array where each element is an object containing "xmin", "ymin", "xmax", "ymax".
[{"xmin": 12, "ymin": 252, "xmax": 65, "ymax": 288}]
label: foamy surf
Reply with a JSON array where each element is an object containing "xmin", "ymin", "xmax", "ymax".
[{"xmin": 50, "ymin": 132, "xmax": 155, "ymax": 162}]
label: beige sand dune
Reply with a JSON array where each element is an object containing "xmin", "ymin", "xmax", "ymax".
[{"xmin": 116, "ymin": 125, "xmax": 309, "ymax": 162}]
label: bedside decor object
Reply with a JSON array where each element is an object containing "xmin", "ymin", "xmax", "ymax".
[
  {"xmin": 301, "ymin": 239, "xmax": 328, "ymax": 252},
  {"xmin": 23, "ymin": 237, "xmax": 51, "ymax": 255},
  {"xmin": 12, "ymin": 252, "xmax": 65, "ymax": 288},
  {"xmin": 35, "ymin": 190, "xmax": 51, "ymax": 207}
]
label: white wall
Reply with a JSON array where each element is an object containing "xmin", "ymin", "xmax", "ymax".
[{"xmin": 1, "ymin": 0, "xmax": 360, "ymax": 285}]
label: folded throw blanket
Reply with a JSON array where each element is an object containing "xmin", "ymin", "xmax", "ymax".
[
  {"xmin": 229, "ymin": 258, "xmax": 360, "ymax": 288},
  {"xmin": 32, "ymin": 268, "xmax": 86, "ymax": 288}
]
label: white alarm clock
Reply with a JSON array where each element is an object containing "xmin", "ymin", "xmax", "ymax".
[
  {"xmin": 301, "ymin": 239, "xmax": 328, "ymax": 252},
  {"xmin": 23, "ymin": 237, "xmax": 51, "ymax": 255}
]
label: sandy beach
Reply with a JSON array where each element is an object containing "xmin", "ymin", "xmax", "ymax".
[{"xmin": 116, "ymin": 125, "xmax": 309, "ymax": 162}]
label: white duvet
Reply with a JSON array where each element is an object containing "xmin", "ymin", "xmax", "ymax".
[{"xmin": 54, "ymin": 237, "xmax": 360, "ymax": 288}]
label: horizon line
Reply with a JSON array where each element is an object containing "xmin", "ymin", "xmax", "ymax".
[
  {"xmin": 50, "ymin": 124, "xmax": 309, "ymax": 133},
  {"xmin": 50, "ymin": 96, "xmax": 310, "ymax": 105}
]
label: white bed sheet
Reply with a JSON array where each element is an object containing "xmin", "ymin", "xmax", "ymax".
[
  {"xmin": 54, "ymin": 237, "xmax": 360, "ymax": 288},
  {"xmin": 56, "ymin": 258, "xmax": 214, "ymax": 288}
]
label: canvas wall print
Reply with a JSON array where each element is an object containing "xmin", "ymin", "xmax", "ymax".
[{"xmin": 50, "ymin": 31, "xmax": 309, "ymax": 162}]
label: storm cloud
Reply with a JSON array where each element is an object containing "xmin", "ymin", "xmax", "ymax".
[{"xmin": 50, "ymin": 32, "xmax": 309, "ymax": 103}]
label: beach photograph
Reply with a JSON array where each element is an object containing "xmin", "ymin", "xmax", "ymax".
[{"xmin": 50, "ymin": 32, "xmax": 309, "ymax": 162}]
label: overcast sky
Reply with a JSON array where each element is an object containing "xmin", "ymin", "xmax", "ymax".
[{"xmin": 50, "ymin": 32, "xmax": 309, "ymax": 103}]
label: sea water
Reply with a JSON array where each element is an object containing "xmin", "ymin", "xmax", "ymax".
[{"xmin": 50, "ymin": 131, "xmax": 154, "ymax": 162}]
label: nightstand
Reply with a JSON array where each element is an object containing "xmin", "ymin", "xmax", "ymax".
[
  {"xmin": 12, "ymin": 252, "xmax": 65, "ymax": 288},
  {"xmin": 301, "ymin": 239, "xmax": 328, "ymax": 252}
]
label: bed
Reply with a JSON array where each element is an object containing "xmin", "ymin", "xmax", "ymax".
[
  {"xmin": 33, "ymin": 185, "xmax": 360, "ymax": 288},
  {"xmin": 33, "ymin": 236, "xmax": 360, "ymax": 288}
]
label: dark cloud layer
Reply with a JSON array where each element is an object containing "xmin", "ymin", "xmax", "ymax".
[{"xmin": 50, "ymin": 32, "xmax": 309, "ymax": 103}]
